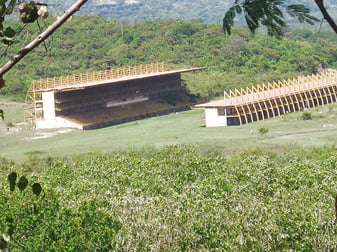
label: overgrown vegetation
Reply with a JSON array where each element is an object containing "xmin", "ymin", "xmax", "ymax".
[
  {"xmin": 302, "ymin": 111, "xmax": 313, "ymax": 120},
  {"xmin": 1, "ymin": 146, "xmax": 337, "ymax": 250}
]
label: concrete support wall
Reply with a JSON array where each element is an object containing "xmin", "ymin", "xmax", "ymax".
[
  {"xmin": 36, "ymin": 91, "xmax": 83, "ymax": 129},
  {"xmin": 42, "ymin": 92, "xmax": 55, "ymax": 120},
  {"xmin": 205, "ymin": 108, "xmax": 227, "ymax": 127}
]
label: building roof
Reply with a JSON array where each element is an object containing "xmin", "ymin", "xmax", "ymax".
[
  {"xmin": 32, "ymin": 66, "xmax": 204, "ymax": 93},
  {"xmin": 196, "ymin": 70, "xmax": 337, "ymax": 108},
  {"xmin": 194, "ymin": 99, "xmax": 226, "ymax": 108}
]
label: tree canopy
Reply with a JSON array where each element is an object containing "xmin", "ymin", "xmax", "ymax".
[{"xmin": 223, "ymin": 0, "xmax": 337, "ymax": 38}]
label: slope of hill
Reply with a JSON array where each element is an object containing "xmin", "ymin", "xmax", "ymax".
[
  {"xmin": 42, "ymin": 0, "xmax": 229, "ymax": 23},
  {"xmin": 41, "ymin": 0, "xmax": 337, "ymax": 24},
  {"xmin": 1, "ymin": 17, "xmax": 337, "ymax": 100}
]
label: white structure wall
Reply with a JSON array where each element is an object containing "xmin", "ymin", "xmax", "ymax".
[
  {"xmin": 204, "ymin": 108, "xmax": 227, "ymax": 127},
  {"xmin": 42, "ymin": 92, "xmax": 55, "ymax": 120},
  {"xmin": 36, "ymin": 91, "xmax": 83, "ymax": 129}
]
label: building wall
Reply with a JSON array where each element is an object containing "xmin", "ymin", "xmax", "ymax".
[
  {"xmin": 204, "ymin": 108, "xmax": 227, "ymax": 127},
  {"xmin": 42, "ymin": 92, "xmax": 55, "ymax": 120},
  {"xmin": 36, "ymin": 117, "xmax": 83, "ymax": 129}
]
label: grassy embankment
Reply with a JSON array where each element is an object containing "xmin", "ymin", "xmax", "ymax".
[{"xmin": 1, "ymin": 96, "xmax": 337, "ymax": 162}]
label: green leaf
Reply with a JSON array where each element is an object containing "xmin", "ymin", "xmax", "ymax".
[
  {"xmin": 6, "ymin": 216, "xmax": 13, "ymax": 223},
  {"xmin": 0, "ymin": 3, "xmax": 5, "ymax": 16},
  {"xmin": 5, "ymin": 0, "xmax": 17, "ymax": 15},
  {"xmin": 8, "ymin": 172, "xmax": 17, "ymax": 191},
  {"xmin": 0, "ymin": 238, "xmax": 7, "ymax": 249},
  {"xmin": 223, "ymin": 6, "xmax": 236, "ymax": 35},
  {"xmin": 2, "ymin": 36, "xmax": 14, "ymax": 45},
  {"xmin": 7, "ymin": 226, "xmax": 14, "ymax": 236},
  {"xmin": 3, "ymin": 27, "xmax": 15, "ymax": 38},
  {"xmin": 235, "ymin": 5, "xmax": 242, "ymax": 14},
  {"xmin": 287, "ymin": 4, "xmax": 319, "ymax": 23},
  {"xmin": 17, "ymin": 176, "xmax": 28, "ymax": 191},
  {"xmin": 32, "ymin": 183, "xmax": 42, "ymax": 196}
]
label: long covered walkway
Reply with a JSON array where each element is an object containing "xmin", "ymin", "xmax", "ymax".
[{"xmin": 197, "ymin": 70, "xmax": 337, "ymax": 127}]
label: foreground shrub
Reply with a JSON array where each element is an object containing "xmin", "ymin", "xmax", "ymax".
[
  {"xmin": 1, "ymin": 145, "xmax": 337, "ymax": 250},
  {"xmin": 0, "ymin": 172, "xmax": 121, "ymax": 250}
]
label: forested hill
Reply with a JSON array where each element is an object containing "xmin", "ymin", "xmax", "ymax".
[
  {"xmin": 42, "ymin": 0, "xmax": 336, "ymax": 24},
  {"xmin": 1, "ymin": 16, "xmax": 337, "ymax": 101},
  {"xmin": 42, "ymin": 0, "xmax": 229, "ymax": 23}
]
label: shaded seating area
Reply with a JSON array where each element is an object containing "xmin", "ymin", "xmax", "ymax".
[
  {"xmin": 25, "ymin": 63, "xmax": 203, "ymax": 129},
  {"xmin": 61, "ymin": 94, "xmax": 196, "ymax": 129}
]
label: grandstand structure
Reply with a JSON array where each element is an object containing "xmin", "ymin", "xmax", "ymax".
[
  {"xmin": 25, "ymin": 62, "xmax": 203, "ymax": 129},
  {"xmin": 196, "ymin": 70, "xmax": 337, "ymax": 127}
]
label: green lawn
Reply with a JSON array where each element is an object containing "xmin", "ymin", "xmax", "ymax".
[{"xmin": 1, "ymin": 96, "xmax": 337, "ymax": 162}]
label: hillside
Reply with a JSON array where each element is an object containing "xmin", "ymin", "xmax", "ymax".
[
  {"xmin": 1, "ymin": 16, "xmax": 337, "ymax": 101},
  {"xmin": 42, "ymin": 0, "xmax": 337, "ymax": 24},
  {"xmin": 41, "ymin": 0, "xmax": 231, "ymax": 23}
]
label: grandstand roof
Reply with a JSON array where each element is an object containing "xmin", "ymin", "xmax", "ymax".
[
  {"xmin": 33, "ymin": 67, "xmax": 204, "ymax": 93},
  {"xmin": 196, "ymin": 70, "xmax": 337, "ymax": 108}
]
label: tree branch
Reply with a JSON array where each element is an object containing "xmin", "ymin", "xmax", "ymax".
[
  {"xmin": 314, "ymin": 0, "xmax": 337, "ymax": 34},
  {"xmin": 0, "ymin": 0, "xmax": 88, "ymax": 77}
]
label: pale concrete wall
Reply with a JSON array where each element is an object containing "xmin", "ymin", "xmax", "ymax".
[
  {"xmin": 42, "ymin": 92, "xmax": 55, "ymax": 120},
  {"xmin": 204, "ymin": 108, "xmax": 227, "ymax": 127},
  {"xmin": 37, "ymin": 91, "xmax": 83, "ymax": 129}
]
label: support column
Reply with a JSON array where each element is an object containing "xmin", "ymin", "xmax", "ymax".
[{"xmin": 42, "ymin": 91, "xmax": 56, "ymax": 120}]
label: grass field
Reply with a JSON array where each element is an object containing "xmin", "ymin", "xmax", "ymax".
[{"xmin": 1, "ymin": 96, "xmax": 337, "ymax": 162}]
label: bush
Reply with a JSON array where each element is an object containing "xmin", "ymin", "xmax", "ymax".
[
  {"xmin": 301, "ymin": 112, "xmax": 312, "ymax": 120},
  {"xmin": 0, "ymin": 172, "xmax": 121, "ymax": 250},
  {"xmin": 2, "ymin": 146, "xmax": 337, "ymax": 250},
  {"xmin": 258, "ymin": 127, "xmax": 269, "ymax": 135},
  {"xmin": 6, "ymin": 122, "xmax": 14, "ymax": 127}
]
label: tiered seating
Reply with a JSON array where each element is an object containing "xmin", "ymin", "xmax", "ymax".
[
  {"xmin": 54, "ymin": 75, "xmax": 182, "ymax": 116},
  {"xmin": 60, "ymin": 93, "xmax": 198, "ymax": 129}
]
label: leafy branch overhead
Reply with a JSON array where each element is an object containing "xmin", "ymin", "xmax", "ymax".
[
  {"xmin": 0, "ymin": 172, "xmax": 42, "ymax": 249},
  {"xmin": 7, "ymin": 172, "xmax": 42, "ymax": 195},
  {"xmin": 0, "ymin": 0, "xmax": 48, "ymax": 45},
  {"xmin": 0, "ymin": 0, "xmax": 87, "ymax": 89},
  {"xmin": 0, "ymin": 0, "xmax": 18, "ymax": 45},
  {"xmin": 223, "ymin": 0, "xmax": 319, "ymax": 38}
]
